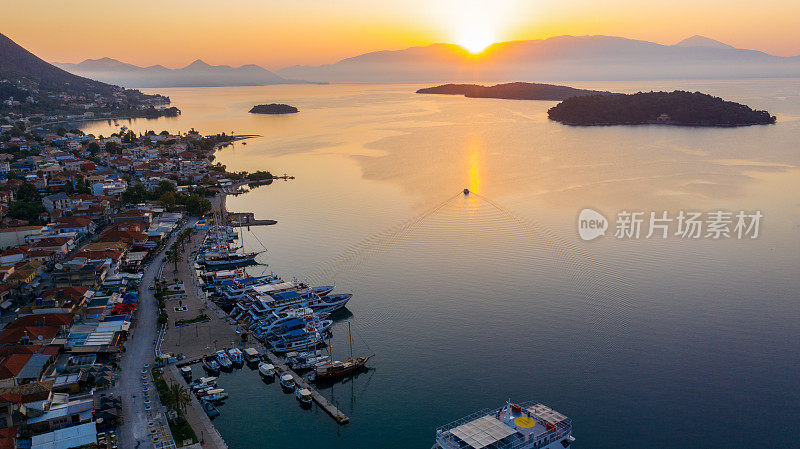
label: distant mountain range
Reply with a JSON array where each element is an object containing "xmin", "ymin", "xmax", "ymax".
[
  {"xmin": 55, "ymin": 58, "xmax": 306, "ymax": 88},
  {"xmin": 275, "ymin": 35, "xmax": 800, "ymax": 83},
  {"xmin": 0, "ymin": 32, "xmax": 170, "ymax": 116}
]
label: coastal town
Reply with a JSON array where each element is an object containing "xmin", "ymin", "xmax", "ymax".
[{"xmin": 0, "ymin": 115, "xmax": 277, "ymax": 448}]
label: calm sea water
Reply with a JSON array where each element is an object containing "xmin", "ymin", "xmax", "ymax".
[{"xmin": 82, "ymin": 80, "xmax": 800, "ymax": 449}]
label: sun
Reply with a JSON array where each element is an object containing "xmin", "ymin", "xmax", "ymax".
[{"xmin": 457, "ymin": 28, "xmax": 495, "ymax": 54}]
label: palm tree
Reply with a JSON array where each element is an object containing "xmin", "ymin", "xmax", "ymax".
[
  {"xmin": 168, "ymin": 384, "xmax": 191, "ymax": 415},
  {"xmin": 166, "ymin": 249, "xmax": 182, "ymax": 273}
]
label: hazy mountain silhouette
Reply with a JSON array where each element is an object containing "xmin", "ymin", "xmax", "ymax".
[
  {"xmin": 673, "ymin": 35, "xmax": 735, "ymax": 49},
  {"xmin": 0, "ymin": 33, "xmax": 116, "ymax": 94},
  {"xmin": 276, "ymin": 35, "xmax": 800, "ymax": 83},
  {"xmin": 56, "ymin": 58, "xmax": 305, "ymax": 88}
]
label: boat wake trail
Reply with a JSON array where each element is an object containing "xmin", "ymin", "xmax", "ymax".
[
  {"xmin": 470, "ymin": 192, "xmax": 632, "ymax": 309},
  {"xmin": 309, "ymin": 190, "xmax": 635, "ymax": 332},
  {"xmin": 307, "ymin": 192, "xmax": 462, "ymax": 285}
]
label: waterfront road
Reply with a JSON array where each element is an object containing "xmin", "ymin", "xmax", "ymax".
[{"xmin": 115, "ymin": 219, "xmax": 192, "ymax": 449}]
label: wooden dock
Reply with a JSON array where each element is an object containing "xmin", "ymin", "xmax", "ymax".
[{"xmin": 261, "ymin": 348, "xmax": 350, "ymax": 424}]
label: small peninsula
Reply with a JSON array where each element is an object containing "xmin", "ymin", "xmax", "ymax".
[
  {"xmin": 249, "ymin": 103, "xmax": 299, "ymax": 114},
  {"xmin": 416, "ymin": 82, "xmax": 609, "ymax": 101},
  {"xmin": 547, "ymin": 91, "xmax": 776, "ymax": 126}
]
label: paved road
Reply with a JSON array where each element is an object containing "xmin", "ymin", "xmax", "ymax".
[{"xmin": 116, "ymin": 220, "xmax": 192, "ymax": 449}]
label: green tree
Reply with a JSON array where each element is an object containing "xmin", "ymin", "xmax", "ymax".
[
  {"xmin": 105, "ymin": 141, "xmax": 121, "ymax": 154},
  {"xmin": 159, "ymin": 191, "xmax": 176, "ymax": 210}
]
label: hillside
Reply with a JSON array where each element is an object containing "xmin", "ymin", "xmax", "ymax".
[
  {"xmin": 0, "ymin": 33, "xmax": 172, "ymax": 117},
  {"xmin": 416, "ymin": 82, "xmax": 609, "ymax": 100},
  {"xmin": 0, "ymin": 33, "xmax": 113, "ymax": 94},
  {"xmin": 546, "ymin": 91, "xmax": 776, "ymax": 126}
]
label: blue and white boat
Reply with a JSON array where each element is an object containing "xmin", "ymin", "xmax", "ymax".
[
  {"xmin": 202, "ymin": 356, "xmax": 220, "ymax": 374},
  {"xmin": 215, "ymin": 350, "xmax": 233, "ymax": 369},
  {"xmin": 227, "ymin": 347, "xmax": 244, "ymax": 366},
  {"xmin": 269, "ymin": 328, "xmax": 325, "ymax": 353},
  {"xmin": 432, "ymin": 401, "xmax": 574, "ymax": 449}
]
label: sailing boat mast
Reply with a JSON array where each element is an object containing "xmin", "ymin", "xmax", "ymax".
[{"xmin": 348, "ymin": 321, "xmax": 353, "ymax": 361}]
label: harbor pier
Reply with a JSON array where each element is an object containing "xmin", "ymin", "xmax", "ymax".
[{"xmin": 260, "ymin": 348, "xmax": 351, "ymax": 424}]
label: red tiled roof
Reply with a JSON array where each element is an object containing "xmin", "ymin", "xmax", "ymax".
[
  {"xmin": 0, "ymin": 354, "xmax": 33, "ymax": 379},
  {"xmin": 30, "ymin": 237, "xmax": 72, "ymax": 249},
  {"xmin": 6, "ymin": 313, "xmax": 73, "ymax": 329},
  {"xmin": 0, "ymin": 327, "xmax": 58, "ymax": 345}
]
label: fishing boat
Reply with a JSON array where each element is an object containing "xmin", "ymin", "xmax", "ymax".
[
  {"xmin": 227, "ymin": 348, "xmax": 244, "ymax": 366},
  {"xmin": 180, "ymin": 365, "xmax": 192, "ymax": 380},
  {"xmin": 202, "ymin": 401, "xmax": 220, "ymax": 418},
  {"xmin": 258, "ymin": 362, "xmax": 275, "ymax": 379},
  {"xmin": 202, "ymin": 392, "xmax": 229, "ymax": 403},
  {"xmin": 243, "ymin": 346, "xmax": 261, "ymax": 365},
  {"xmin": 215, "ymin": 350, "xmax": 233, "ymax": 369},
  {"xmin": 287, "ymin": 350, "xmax": 330, "ymax": 370},
  {"xmin": 431, "ymin": 401, "xmax": 574, "ymax": 449},
  {"xmin": 295, "ymin": 388, "xmax": 312, "ymax": 406},
  {"xmin": 279, "ymin": 373, "xmax": 295, "ymax": 390},
  {"xmin": 312, "ymin": 322, "xmax": 373, "ymax": 382},
  {"xmin": 202, "ymin": 356, "xmax": 220, "ymax": 374}
]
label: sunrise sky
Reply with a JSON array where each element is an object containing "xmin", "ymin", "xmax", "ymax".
[{"xmin": 7, "ymin": 0, "xmax": 800, "ymax": 69}]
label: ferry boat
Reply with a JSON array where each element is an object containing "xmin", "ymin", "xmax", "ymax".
[
  {"xmin": 227, "ymin": 347, "xmax": 244, "ymax": 366},
  {"xmin": 201, "ymin": 251, "xmax": 260, "ymax": 268},
  {"xmin": 202, "ymin": 356, "xmax": 220, "ymax": 374},
  {"xmin": 215, "ymin": 350, "xmax": 233, "ymax": 369},
  {"xmin": 258, "ymin": 362, "xmax": 275, "ymax": 379},
  {"xmin": 270, "ymin": 328, "xmax": 326, "ymax": 353},
  {"xmin": 432, "ymin": 401, "xmax": 574, "ymax": 449}
]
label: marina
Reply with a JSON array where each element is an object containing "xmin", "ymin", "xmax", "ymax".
[
  {"xmin": 163, "ymin": 213, "xmax": 361, "ymax": 427},
  {"xmin": 75, "ymin": 82, "xmax": 800, "ymax": 449}
]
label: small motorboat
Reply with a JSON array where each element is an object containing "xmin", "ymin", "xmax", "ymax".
[
  {"xmin": 216, "ymin": 350, "xmax": 233, "ymax": 369},
  {"xmin": 279, "ymin": 373, "xmax": 295, "ymax": 390},
  {"xmin": 228, "ymin": 348, "xmax": 244, "ymax": 366},
  {"xmin": 202, "ymin": 356, "xmax": 220, "ymax": 374},
  {"xmin": 202, "ymin": 401, "xmax": 220, "ymax": 417},
  {"xmin": 295, "ymin": 388, "xmax": 312, "ymax": 406},
  {"xmin": 258, "ymin": 362, "xmax": 275, "ymax": 379},
  {"xmin": 243, "ymin": 346, "xmax": 261, "ymax": 365},
  {"xmin": 202, "ymin": 391, "xmax": 229, "ymax": 403}
]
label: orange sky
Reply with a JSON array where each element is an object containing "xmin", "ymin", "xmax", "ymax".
[{"xmin": 6, "ymin": 0, "xmax": 800, "ymax": 69}]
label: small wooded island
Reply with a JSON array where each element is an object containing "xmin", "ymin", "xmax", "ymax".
[
  {"xmin": 547, "ymin": 91, "xmax": 776, "ymax": 126},
  {"xmin": 416, "ymin": 82, "xmax": 608, "ymax": 100},
  {"xmin": 249, "ymin": 103, "xmax": 298, "ymax": 114}
]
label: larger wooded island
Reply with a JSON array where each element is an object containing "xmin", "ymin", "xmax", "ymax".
[
  {"xmin": 249, "ymin": 103, "xmax": 298, "ymax": 114},
  {"xmin": 547, "ymin": 91, "xmax": 776, "ymax": 126},
  {"xmin": 416, "ymin": 82, "xmax": 609, "ymax": 100}
]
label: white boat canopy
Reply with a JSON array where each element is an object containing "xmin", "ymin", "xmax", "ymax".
[
  {"xmin": 449, "ymin": 416, "xmax": 516, "ymax": 449},
  {"xmin": 253, "ymin": 282, "xmax": 297, "ymax": 294}
]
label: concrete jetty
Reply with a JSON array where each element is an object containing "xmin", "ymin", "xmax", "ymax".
[{"xmin": 260, "ymin": 348, "xmax": 350, "ymax": 424}]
